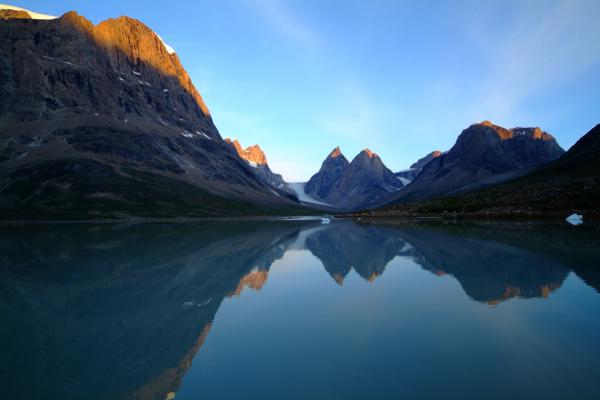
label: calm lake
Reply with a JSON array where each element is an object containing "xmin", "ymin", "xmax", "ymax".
[{"xmin": 1, "ymin": 219, "xmax": 600, "ymax": 399}]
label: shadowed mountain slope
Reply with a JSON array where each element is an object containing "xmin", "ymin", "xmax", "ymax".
[
  {"xmin": 0, "ymin": 7, "xmax": 301, "ymax": 219},
  {"xmin": 380, "ymin": 121, "xmax": 564, "ymax": 206},
  {"xmin": 365, "ymin": 124, "xmax": 600, "ymax": 218}
]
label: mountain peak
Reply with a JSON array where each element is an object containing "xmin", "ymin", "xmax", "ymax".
[
  {"xmin": 362, "ymin": 148, "xmax": 376, "ymax": 158},
  {"xmin": 480, "ymin": 120, "xmax": 494, "ymax": 127},
  {"xmin": 329, "ymin": 146, "xmax": 343, "ymax": 158},
  {"xmin": 225, "ymin": 138, "xmax": 267, "ymax": 165}
]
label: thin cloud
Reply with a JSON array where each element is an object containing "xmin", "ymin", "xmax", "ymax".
[
  {"xmin": 473, "ymin": 0, "xmax": 600, "ymax": 122},
  {"xmin": 247, "ymin": 0, "xmax": 318, "ymax": 48}
]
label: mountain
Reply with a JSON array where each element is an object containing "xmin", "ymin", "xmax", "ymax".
[
  {"xmin": 361, "ymin": 124, "xmax": 599, "ymax": 218},
  {"xmin": 306, "ymin": 148, "xmax": 405, "ymax": 210},
  {"xmin": 395, "ymin": 150, "xmax": 442, "ymax": 183},
  {"xmin": 381, "ymin": 121, "xmax": 565, "ymax": 205},
  {"xmin": 0, "ymin": 5, "xmax": 301, "ymax": 219},
  {"xmin": 224, "ymin": 138, "xmax": 293, "ymax": 195},
  {"xmin": 304, "ymin": 146, "xmax": 349, "ymax": 200}
]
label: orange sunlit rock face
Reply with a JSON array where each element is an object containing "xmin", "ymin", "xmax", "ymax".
[
  {"xmin": 485, "ymin": 284, "xmax": 563, "ymax": 305},
  {"xmin": 130, "ymin": 323, "xmax": 213, "ymax": 400},
  {"xmin": 329, "ymin": 146, "xmax": 343, "ymax": 158},
  {"xmin": 0, "ymin": 9, "xmax": 31, "ymax": 19},
  {"xmin": 225, "ymin": 139, "xmax": 268, "ymax": 165},
  {"xmin": 332, "ymin": 273, "xmax": 346, "ymax": 285},
  {"xmin": 90, "ymin": 14, "xmax": 211, "ymax": 116},
  {"xmin": 228, "ymin": 270, "xmax": 270, "ymax": 297},
  {"xmin": 363, "ymin": 148, "xmax": 376, "ymax": 158},
  {"xmin": 475, "ymin": 121, "xmax": 557, "ymax": 142},
  {"xmin": 367, "ymin": 271, "xmax": 382, "ymax": 283}
]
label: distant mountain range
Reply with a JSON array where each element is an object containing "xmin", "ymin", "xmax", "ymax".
[
  {"xmin": 0, "ymin": 4, "xmax": 597, "ymax": 219},
  {"xmin": 377, "ymin": 121, "xmax": 565, "ymax": 206},
  {"xmin": 305, "ymin": 147, "xmax": 404, "ymax": 209},
  {"xmin": 363, "ymin": 124, "xmax": 600, "ymax": 218}
]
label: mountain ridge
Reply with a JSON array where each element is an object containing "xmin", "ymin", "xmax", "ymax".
[{"xmin": 0, "ymin": 5, "xmax": 305, "ymax": 219}]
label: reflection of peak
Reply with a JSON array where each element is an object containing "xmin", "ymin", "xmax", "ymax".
[
  {"xmin": 228, "ymin": 270, "xmax": 270, "ymax": 297},
  {"xmin": 131, "ymin": 323, "xmax": 212, "ymax": 400},
  {"xmin": 397, "ymin": 227, "xmax": 570, "ymax": 305},
  {"xmin": 305, "ymin": 222, "xmax": 406, "ymax": 284},
  {"xmin": 332, "ymin": 273, "xmax": 346, "ymax": 286}
]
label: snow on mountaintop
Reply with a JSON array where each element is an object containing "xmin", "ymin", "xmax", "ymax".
[
  {"xmin": 156, "ymin": 34, "xmax": 176, "ymax": 54},
  {"xmin": 0, "ymin": 4, "xmax": 56, "ymax": 19},
  {"xmin": 0, "ymin": 4, "xmax": 176, "ymax": 54}
]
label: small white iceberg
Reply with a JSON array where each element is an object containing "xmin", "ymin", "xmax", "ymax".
[
  {"xmin": 566, "ymin": 213, "xmax": 583, "ymax": 226},
  {"xmin": 321, "ymin": 215, "xmax": 332, "ymax": 224}
]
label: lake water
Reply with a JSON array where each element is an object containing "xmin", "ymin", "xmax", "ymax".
[{"xmin": 1, "ymin": 219, "xmax": 600, "ymax": 399}]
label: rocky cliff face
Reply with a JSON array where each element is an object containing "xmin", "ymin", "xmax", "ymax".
[
  {"xmin": 383, "ymin": 121, "xmax": 565, "ymax": 204},
  {"xmin": 327, "ymin": 149, "xmax": 404, "ymax": 209},
  {"xmin": 225, "ymin": 139, "xmax": 268, "ymax": 166},
  {"xmin": 395, "ymin": 150, "xmax": 442, "ymax": 182},
  {"xmin": 305, "ymin": 146, "xmax": 350, "ymax": 200},
  {"xmin": 225, "ymin": 138, "xmax": 291, "ymax": 193},
  {"xmin": 0, "ymin": 6, "xmax": 298, "ymax": 218}
]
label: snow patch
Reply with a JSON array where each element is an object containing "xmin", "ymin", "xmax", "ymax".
[
  {"xmin": 196, "ymin": 131, "xmax": 212, "ymax": 140},
  {"xmin": 0, "ymin": 4, "xmax": 56, "ymax": 20},
  {"xmin": 156, "ymin": 34, "xmax": 176, "ymax": 54},
  {"xmin": 118, "ymin": 77, "xmax": 125, "ymax": 82},
  {"xmin": 287, "ymin": 182, "xmax": 331, "ymax": 206},
  {"xmin": 132, "ymin": 70, "xmax": 142, "ymax": 76},
  {"xmin": 181, "ymin": 131, "xmax": 194, "ymax": 138},
  {"xmin": 163, "ymin": 89, "xmax": 169, "ymax": 92},
  {"xmin": 247, "ymin": 160, "xmax": 258, "ymax": 168},
  {"xmin": 397, "ymin": 176, "xmax": 412, "ymax": 186}
]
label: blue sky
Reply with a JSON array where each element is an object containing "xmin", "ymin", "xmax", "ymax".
[{"xmin": 15, "ymin": 0, "xmax": 600, "ymax": 180}]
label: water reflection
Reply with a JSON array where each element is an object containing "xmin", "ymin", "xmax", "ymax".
[{"xmin": 1, "ymin": 220, "xmax": 599, "ymax": 399}]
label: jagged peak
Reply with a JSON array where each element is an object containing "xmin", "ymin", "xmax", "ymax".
[
  {"xmin": 225, "ymin": 138, "xmax": 268, "ymax": 165},
  {"xmin": 361, "ymin": 148, "xmax": 377, "ymax": 158},
  {"xmin": 465, "ymin": 121, "xmax": 558, "ymax": 142},
  {"xmin": 329, "ymin": 146, "xmax": 343, "ymax": 158}
]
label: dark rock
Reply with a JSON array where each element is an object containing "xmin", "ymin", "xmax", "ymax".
[
  {"xmin": 305, "ymin": 146, "xmax": 349, "ymax": 200},
  {"xmin": 0, "ymin": 7, "xmax": 300, "ymax": 218},
  {"xmin": 383, "ymin": 121, "xmax": 565, "ymax": 204}
]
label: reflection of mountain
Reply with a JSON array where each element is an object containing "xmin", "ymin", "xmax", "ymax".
[
  {"xmin": 305, "ymin": 221, "xmax": 411, "ymax": 284},
  {"xmin": 1, "ymin": 220, "xmax": 599, "ymax": 399},
  {"xmin": 398, "ymin": 229, "xmax": 569, "ymax": 304},
  {"xmin": 360, "ymin": 220, "xmax": 600, "ymax": 303},
  {"xmin": 0, "ymin": 221, "xmax": 312, "ymax": 400}
]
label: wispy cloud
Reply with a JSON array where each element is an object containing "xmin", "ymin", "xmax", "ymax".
[
  {"xmin": 470, "ymin": 0, "xmax": 600, "ymax": 122},
  {"xmin": 246, "ymin": 0, "xmax": 318, "ymax": 48},
  {"xmin": 318, "ymin": 82, "xmax": 385, "ymax": 144}
]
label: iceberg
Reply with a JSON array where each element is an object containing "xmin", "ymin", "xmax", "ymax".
[{"xmin": 566, "ymin": 213, "xmax": 583, "ymax": 225}]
